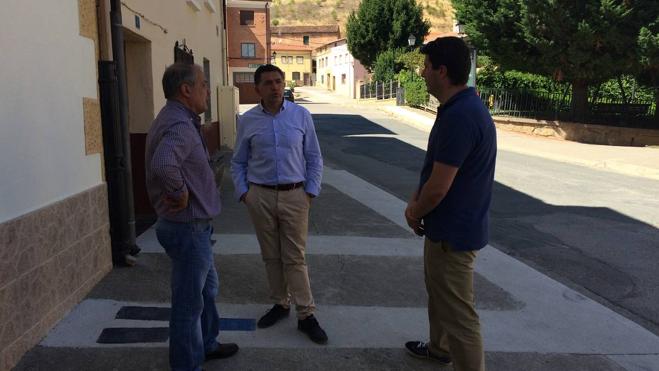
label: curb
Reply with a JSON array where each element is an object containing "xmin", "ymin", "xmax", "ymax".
[{"xmin": 377, "ymin": 105, "xmax": 659, "ymax": 181}]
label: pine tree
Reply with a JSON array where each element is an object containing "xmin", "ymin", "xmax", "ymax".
[
  {"xmin": 453, "ymin": 0, "xmax": 644, "ymax": 120},
  {"xmin": 346, "ymin": 0, "xmax": 430, "ymax": 70}
]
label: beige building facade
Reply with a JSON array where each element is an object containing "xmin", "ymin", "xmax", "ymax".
[
  {"xmin": 271, "ymin": 25, "xmax": 340, "ymax": 85},
  {"xmin": 116, "ymin": 0, "xmax": 229, "ymax": 215},
  {"xmin": 272, "ymin": 45, "xmax": 312, "ymax": 86}
]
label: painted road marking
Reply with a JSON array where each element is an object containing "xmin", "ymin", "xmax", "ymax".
[{"xmin": 41, "ymin": 299, "xmax": 659, "ymax": 355}]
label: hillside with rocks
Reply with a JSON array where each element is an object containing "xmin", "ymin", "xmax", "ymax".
[{"xmin": 270, "ymin": 0, "xmax": 454, "ymax": 35}]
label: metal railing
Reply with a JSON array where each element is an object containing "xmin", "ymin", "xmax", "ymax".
[
  {"xmin": 410, "ymin": 88, "xmax": 657, "ymax": 128},
  {"xmin": 359, "ymin": 80, "xmax": 400, "ymax": 100},
  {"xmin": 478, "ymin": 88, "xmax": 656, "ymax": 127}
]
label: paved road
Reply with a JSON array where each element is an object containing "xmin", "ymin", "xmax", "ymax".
[
  {"xmin": 300, "ymin": 89, "xmax": 659, "ymax": 337},
  {"xmin": 14, "ymin": 91, "xmax": 659, "ymax": 371}
]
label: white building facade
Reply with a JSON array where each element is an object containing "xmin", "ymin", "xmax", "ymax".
[{"xmin": 314, "ymin": 39, "xmax": 368, "ymax": 99}]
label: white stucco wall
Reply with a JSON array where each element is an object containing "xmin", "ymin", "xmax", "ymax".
[{"xmin": 0, "ymin": 0, "xmax": 102, "ymax": 223}]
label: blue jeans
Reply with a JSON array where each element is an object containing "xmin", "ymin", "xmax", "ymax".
[{"xmin": 156, "ymin": 218, "xmax": 221, "ymax": 371}]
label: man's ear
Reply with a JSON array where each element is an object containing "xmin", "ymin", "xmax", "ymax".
[
  {"xmin": 180, "ymin": 83, "xmax": 192, "ymax": 98},
  {"xmin": 438, "ymin": 65, "xmax": 448, "ymax": 78}
]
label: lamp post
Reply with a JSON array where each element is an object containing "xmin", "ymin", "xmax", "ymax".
[
  {"xmin": 407, "ymin": 34, "xmax": 416, "ymax": 48},
  {"xmin": 455, "ymin": 21, "xmax": 466, "ymax": 36},
  {"xmin": 455, "ymin": 21, "xmax": 477, "ymax": 88}
]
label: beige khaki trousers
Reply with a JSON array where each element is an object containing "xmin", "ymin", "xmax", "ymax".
[
  {"xmin": 245, "ymin": 185, "xmax": 315, "ymax": 319},
  {"xmin": 424, "ymin": 238, "xmax": 484, "ymax": 371}
]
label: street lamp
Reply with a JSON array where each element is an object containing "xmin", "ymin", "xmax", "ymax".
[
  {"xmin": 271, "ymin": 51, "xmax": 277, "ymax": 64},
  {"xmin": 455, "ymin": 21, "xmax": 466, "ymax": 36},
  {"xmin": 407, "ymin": 34, "xmax": 416, "ymax": 47},
  {"xmin": 453, "ymin": 21, "xmax": 477, "ymax": 88}
]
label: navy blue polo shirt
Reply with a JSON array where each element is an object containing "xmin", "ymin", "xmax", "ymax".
[{"xmin": 418, "ymin": 87, "xmax": 497, "ymax": 251}]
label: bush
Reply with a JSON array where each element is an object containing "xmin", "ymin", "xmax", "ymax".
[
  {"xmin": 402, "ymin": 72, "xmax": 428, "ymax": 106},
  {"xmin": 397, "ymin": 49, "xmax": 424, "ymax": 72},
  {"xmin": 478, "ymin": 55, "xmax": 654, "ymax": 103},
  {"xmin": 373, "ymin": 48, "xmax": 405, "ymax": 82},
  {"xmin": 590, "ymin": 75, "xmax": 654, "ymax": 102}
]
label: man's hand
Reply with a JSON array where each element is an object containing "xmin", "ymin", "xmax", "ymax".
[
  {"xmin": 240, "ymin": 191, "xmax": 248, "ymax": 203},
  {"xmin": 163, "ymin": 189, "xmax": 189, "ymax": 214},
  {"xmin": 405, "ymin": 202, "xmax": 424, "ymax": 236}
]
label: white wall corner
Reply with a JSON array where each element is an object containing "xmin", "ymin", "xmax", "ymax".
[
  {"xmin": 186, "ymin": 0, "xmax": 202, "ymax": 11},
  {"xmin": 205, "ymin": 0, "xmax": 217, "ymax": 13}
]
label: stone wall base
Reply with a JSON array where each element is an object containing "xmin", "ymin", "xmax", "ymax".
[
  {"xmin": 494, "ymin": 116, "xmax": 659, "ymax": 147},
  {"xmin": 0, "ymin": 184, "xmax": 112, "ymax": 371}
]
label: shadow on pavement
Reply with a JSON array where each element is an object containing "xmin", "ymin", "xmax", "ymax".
[{"xmin": 312, "ymin": 113, "xmax": 659, "ymax": 335}]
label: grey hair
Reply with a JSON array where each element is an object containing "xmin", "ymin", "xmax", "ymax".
[{"xmin": 162, "ymin": 63, "xmax": 199, "ymax": 99}]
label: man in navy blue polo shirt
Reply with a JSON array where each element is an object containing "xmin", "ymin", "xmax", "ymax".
[{"xmin": 404, "ymin": 37, "xmax": 496, "ymax": 371}]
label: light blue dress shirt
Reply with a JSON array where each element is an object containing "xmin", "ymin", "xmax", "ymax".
[{"xmin": 231, "ymin": 99, "xmax": 323, "ymax": 201}]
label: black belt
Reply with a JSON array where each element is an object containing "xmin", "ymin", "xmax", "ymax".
[{"xmin": 252, "ymin": 182, "xmax": 304, "ymax": 191}]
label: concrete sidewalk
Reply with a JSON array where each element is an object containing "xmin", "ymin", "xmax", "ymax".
[
  {"xmin": 297, "ymin": 86, "xmax": 659, "ymax": 181},
  {"xmin": 16, "ymin": 165, "xmax": 659, "ymax": 371}
]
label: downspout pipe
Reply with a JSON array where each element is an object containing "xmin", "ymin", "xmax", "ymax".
[{"xmin": 109, "ymin": 0, "xmax": 138, "ymax": 264}]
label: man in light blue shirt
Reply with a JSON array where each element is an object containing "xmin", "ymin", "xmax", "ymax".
[{"xmin": 231, "ymin": 64, "xmax": 327, "ymax": 344}]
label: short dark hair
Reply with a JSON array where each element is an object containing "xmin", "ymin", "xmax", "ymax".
[
  {"xmin": 254, "ymin": 64, "xmax": 285, "ymax": 85},
  {"xmin": 162, "ymin": 63, "xmax": 198, "ymax": 99},
  {"xmin": 420, "ymin": 37, "xmax": 470, "ymax": 85}
]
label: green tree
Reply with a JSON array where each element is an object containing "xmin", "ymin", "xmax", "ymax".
[
  {"xmin": 347, "ymin": 0, "xmax": 430, "ymax": 70},
  {"xmin": 636, "ymin": 9, "xmax": 659, "ymax": 120},
  {"xmin": 453, "ymin": 0, "xmax": 644, "ymax": 120}
]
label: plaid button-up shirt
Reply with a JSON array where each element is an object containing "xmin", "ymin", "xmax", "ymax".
[{"xmin": 145, "ymin": 100, "xmax": 221, "ymax": 222}]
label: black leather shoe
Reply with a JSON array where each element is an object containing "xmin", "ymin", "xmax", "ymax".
[
  {"xmin": 205, "ymin": 343, "xmax": 239, "ymax": 360},
  {"xmin": 404, "ymin": 341, "xmax": 452, "ymax": 365},
  {"xmin": 257, "ymin": 304, "xmax": 290, "ymax": 328},
  {"xmin": 298, "ymin": 315, "xmax": 328, "ymax": 344}
]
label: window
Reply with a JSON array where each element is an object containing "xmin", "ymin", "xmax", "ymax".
[
  {"xmin": 240, "ymin": 10, "xmax": 254, "ymax": 25},
  {"xmin": 321, "ymin": 75, "xmax": 324, "ymax": 83},
  {"xmin": 203, "ymin": 58, "xmax": 211, "ymax": 122},
  {"xmin": 280, "ymin": 56, "xmax": 287, "ymax": 64},
  {"xmin": 241, "ymin": 43, "xmax": 255, "ymax": 58},
  {"xmin": 233, "ymin": 72, "xmax": 254, "ymax": 83},
  {"xmin": 296, "ymin": 56, "xmax": 304, "ymax": 64},
  {"xmin": 292, "ymin": 72, "xmax": 301, "ymax": 81},
  {"xmin": 303, "ymin": 36, "xmax": 310, "ymax": 45},
  {"xmin": 287, "ymin": 56, "xmax": 293, "ymax": 64},
  {"xmin": 341, "ymin": 74, "xmax": 346, "ymax": 84}
]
